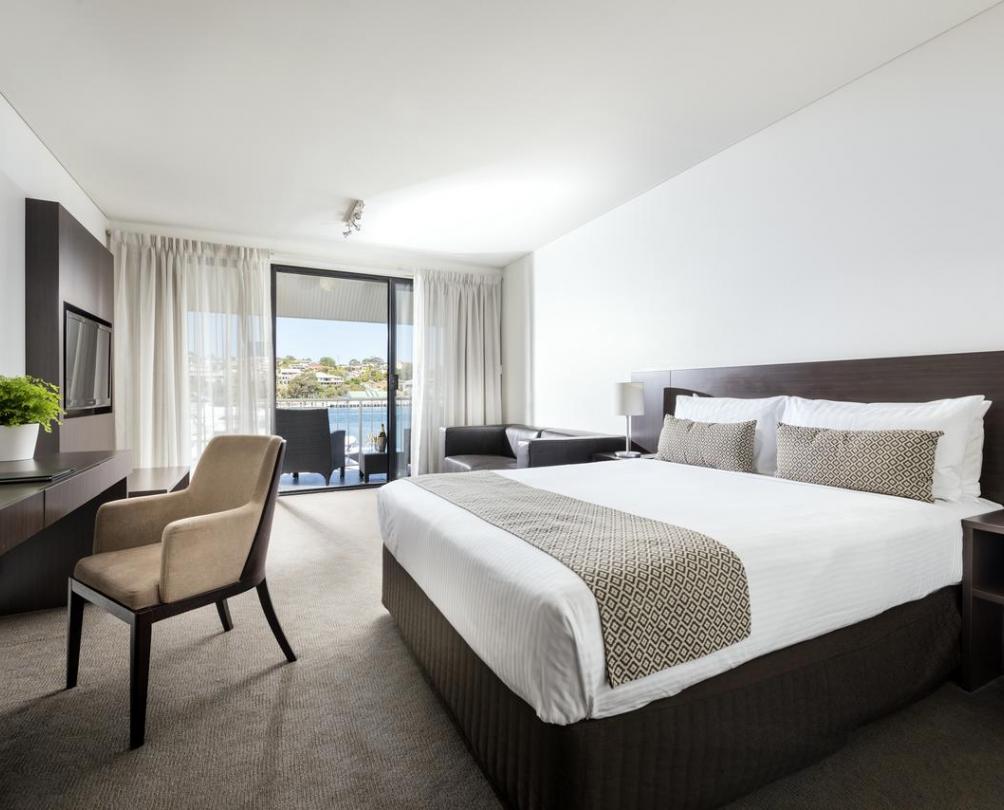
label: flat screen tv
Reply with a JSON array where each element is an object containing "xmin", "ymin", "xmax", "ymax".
[{"xmin": 64, "ymin": 304, "xmax": 112, "ymax": 416}]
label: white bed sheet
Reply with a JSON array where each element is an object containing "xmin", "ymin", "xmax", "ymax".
[{"xmin": 377, "ymin": 460, "xmax": 998, "ymax": 725}]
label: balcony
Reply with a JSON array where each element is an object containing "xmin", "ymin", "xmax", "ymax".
[
  {"xmin": 273, "ymin": 267, "xmax": 413, "ymax": 493},
  {"xmin": 276, "ymin": 396, "xmax": 411, "ymax": 491}
]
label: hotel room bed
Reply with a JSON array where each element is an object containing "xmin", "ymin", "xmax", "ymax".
[
  {"xmin": 380, "ymin": 460, "xmax": 996, "ymax": 726},
  {"xmin": 378, "ymin": 351, "xmax": 1004, "ymax": 810}
]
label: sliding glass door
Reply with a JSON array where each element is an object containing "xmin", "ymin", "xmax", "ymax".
[
  {"xmin": 272, "ymin": 266, "xmax": 413, "ymax": 492},
  {"xmin": 391, "ymin": 280, "xmax": 413, "ymax": 481}
]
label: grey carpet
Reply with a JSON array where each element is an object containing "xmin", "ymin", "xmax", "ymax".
[{"xmin": 0, "ymin": 490, "xmax": 1002, "ymax": 809}]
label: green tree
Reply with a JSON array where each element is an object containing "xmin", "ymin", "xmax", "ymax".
[
  {"xmin": 286, "ymin": 371, "xmax": 326, "ymax": 399},
  {"xmin": 319, "ymin": 356, "xmax": 336, "ymax": 368}
]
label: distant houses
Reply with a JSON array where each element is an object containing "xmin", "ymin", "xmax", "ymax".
[{"xmin": 275, "ymin": 355, "xmax": 391, "ymax": 401}]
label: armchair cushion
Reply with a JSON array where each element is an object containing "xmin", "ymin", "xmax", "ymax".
[{"xmin": 74, "ymin": 544, "xmax": 162, "ymax": 609}]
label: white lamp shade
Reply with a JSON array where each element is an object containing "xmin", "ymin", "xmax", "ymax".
[{"xmin": 614, "ymin": 382, "xmax": 644, "ymax": 416}]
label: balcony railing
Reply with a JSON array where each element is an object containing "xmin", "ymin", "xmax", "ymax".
[{"xmin": 277, "ymin": 396, "xmax": 410, "ymax": 456}]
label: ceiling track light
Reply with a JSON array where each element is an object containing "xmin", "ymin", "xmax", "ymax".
[{"xmin": 342, "ymin": 199, "xmax": 365, "ymax": 238}]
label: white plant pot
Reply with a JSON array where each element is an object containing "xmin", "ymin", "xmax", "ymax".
[{"xmin": 0, "ymin": 423, "xmax": 40, "ymax": 461}]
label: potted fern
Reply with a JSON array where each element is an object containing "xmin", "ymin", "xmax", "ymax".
[{"xmin": 0, "ymin": 376, "xmax": 63, "ymax": 461}]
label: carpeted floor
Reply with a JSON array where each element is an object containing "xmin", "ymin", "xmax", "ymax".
[{"xmin": 1, "ymin": 490, "xmax": 1003, "ymax": 809}]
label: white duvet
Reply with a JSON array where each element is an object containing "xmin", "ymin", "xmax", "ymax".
[{"xmin": 377, "ymin": 460, "xmax": 997, "ymax": 725}]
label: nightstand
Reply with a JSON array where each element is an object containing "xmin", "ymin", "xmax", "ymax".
[
  {"xmin": 961, "ymin": 510, "xmax": 1004, "ymax": 690},
  {"xmin": 591, "ymin": 452, "xmax": 657, "ymax": 462}
]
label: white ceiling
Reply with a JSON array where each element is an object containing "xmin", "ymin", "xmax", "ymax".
[{"xmin": 1, "ymin": 0, "xmax": 996, "ymax": 267}]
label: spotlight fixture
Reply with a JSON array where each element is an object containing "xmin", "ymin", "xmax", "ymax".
[{"xmin": 342, "ymin": 199, "xmax": 365, "ymax": 238}]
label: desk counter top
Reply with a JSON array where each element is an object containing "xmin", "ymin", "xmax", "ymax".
[{"xmin": 0, "ymin": 451, "xmax": 131, "ymax": 556}]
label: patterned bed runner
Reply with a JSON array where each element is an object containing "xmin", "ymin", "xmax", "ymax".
[{"xmin": 409, "ymin": 471, "xmax": 751, "ymax": 687}]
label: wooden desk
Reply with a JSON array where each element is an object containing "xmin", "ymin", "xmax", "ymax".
[
  {"xmin": 0, "ymin": 451, "xmax": 131, "ymax": 614},
  {"xmin": 127, "ymin": 466, "xmax": 190, "ymax": 497}
]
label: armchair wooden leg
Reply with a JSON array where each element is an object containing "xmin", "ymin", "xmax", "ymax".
[
  {"xmin": 256, "ymin": 580, "xmax": 296, "ymax": 663},
  {"xmin": 66, "ymin": 583, "xmax": 84, "ymax": 689},
  {"xmin": 216, "ymin": 599, "xmax": 233, "ymax": 632},
  {"xmin": 130, "ymin": 616, "xmax": 153, "ymax": 749}
]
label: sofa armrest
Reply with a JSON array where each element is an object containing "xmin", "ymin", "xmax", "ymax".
[
  {"xmin": 522, "ymin": 435, "xmax": 627, "ymax": 468},
  {"xmin": 441, "ymin": 425, "xmax": 509, "ymax": 459}
]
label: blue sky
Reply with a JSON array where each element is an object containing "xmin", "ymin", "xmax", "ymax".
[{"xmin": 276, "ymin": 317, "xmax": 412, "ymax": 364}]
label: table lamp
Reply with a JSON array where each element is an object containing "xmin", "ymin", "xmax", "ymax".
[{"xmin": 614, "ymin": 382, "xmax": 644, "ymax": 458}]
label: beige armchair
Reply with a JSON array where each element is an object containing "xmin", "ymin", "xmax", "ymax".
[{"xmin": 66, "ymin": 435, "xmax": 294, "ymax": 749}]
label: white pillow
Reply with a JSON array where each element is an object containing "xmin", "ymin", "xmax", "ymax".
[
  {"xmin": 962, "ymin": 400, "xmax": 992, "ymax": 498},
  {"xmin": 675, "ymin": 395, "xmax": 788, "ymax": 475},
  {"xmin": 781, "ymin": 395, "xmax": 987, "ymax": 501}
]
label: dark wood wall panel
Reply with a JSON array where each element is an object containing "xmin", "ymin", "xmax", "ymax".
[
  {"xmin": 633, "ymin": 351, "xmax": 1004, "ymax": 504},
  {"xmin": 24, "ymin": 200, "xmax": 61, "ymax": 454},
  {"xmin": 25, "ymin": 199, "xmax": 115, "ymax": 454}
]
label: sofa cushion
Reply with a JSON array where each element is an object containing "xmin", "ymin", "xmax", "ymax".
[
  {"xmin": 505, "ymin": 425, "xmax": 541, "ymax": 456},
  {"xmin": 74, "ymin": 543, "xmax": 162, "ymax": 609},
  {"xmin": 443, "ymin": 454, "xmax": 519, "ymax": 473}
]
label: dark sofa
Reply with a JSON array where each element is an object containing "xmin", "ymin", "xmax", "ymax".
[{"xmin": 440, "ymin": 424, "xmax": 624, "ymax": 473}]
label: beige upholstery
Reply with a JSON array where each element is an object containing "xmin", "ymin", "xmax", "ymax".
[
  {"xmin": 74, "ymin": 435, "xmax": 282, "ymax": 608},
  {"xmin": 74, "ymin": 544, "xmax": 162, "ymax": 609}
]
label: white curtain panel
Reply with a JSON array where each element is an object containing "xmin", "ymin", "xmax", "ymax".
[
  {"xmin": 412, "ymin": 270, "xmax": 503, "ymax": 474},
  {"xmin": 111, "ymin": 231, "xmax": 273, "ymax": 467}
]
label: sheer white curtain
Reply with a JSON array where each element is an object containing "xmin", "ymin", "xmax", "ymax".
[
  {"xmin": 111, "ymin": 231, "xmax": 273, "ymax": 467},
  {"xmin": 412, "ymin": 270, "xmax": 503, "ymax": 474}
]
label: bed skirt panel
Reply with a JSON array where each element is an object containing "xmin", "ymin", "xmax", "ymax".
[{"xmin": 382, "ymin": 546, "xmax": 960, "ymax": 810}]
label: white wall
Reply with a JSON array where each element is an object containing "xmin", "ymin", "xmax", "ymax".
[
  {"xmin": 518, "ymin": 5, "xmax": 1004, "ymax": 435},
  {"xmin": 502, "ymin": 254, "xmax": 533, "ymax": 423},
  {"xmin": 0, "ymin": 94, "xmax": 108, "ymax": 376},
  {"xmin": 0, "ymin": 168, "xmax": 25, "ymax": 377}
]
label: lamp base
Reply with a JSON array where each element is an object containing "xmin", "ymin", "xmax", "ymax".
[{"xmin": 615, "ymin": 450, "xmax": 642, "ymax": 458}]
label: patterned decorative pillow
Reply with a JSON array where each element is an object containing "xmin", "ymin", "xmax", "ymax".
[
  {"xmin": 775, "ymin": 423, "xmax": 943, "ymax": 502},
  {"xmin": 656, "ymin": 415, "xmax": 757, "ymax": 473}
]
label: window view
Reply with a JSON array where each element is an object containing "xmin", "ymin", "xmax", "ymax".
[{"xmin": 273, "ymin": 269, "xmax": 412, "ymax": 491}]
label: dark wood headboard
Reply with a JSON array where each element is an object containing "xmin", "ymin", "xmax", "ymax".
[{"xmin": 631, "ymin": 351, "xmax": 1004, "ymax": 505}]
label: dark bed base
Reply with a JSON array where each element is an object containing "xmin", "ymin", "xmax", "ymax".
[{"xmin": 383, "ymin": 547, "xmax": 961, "ymax": 810}]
